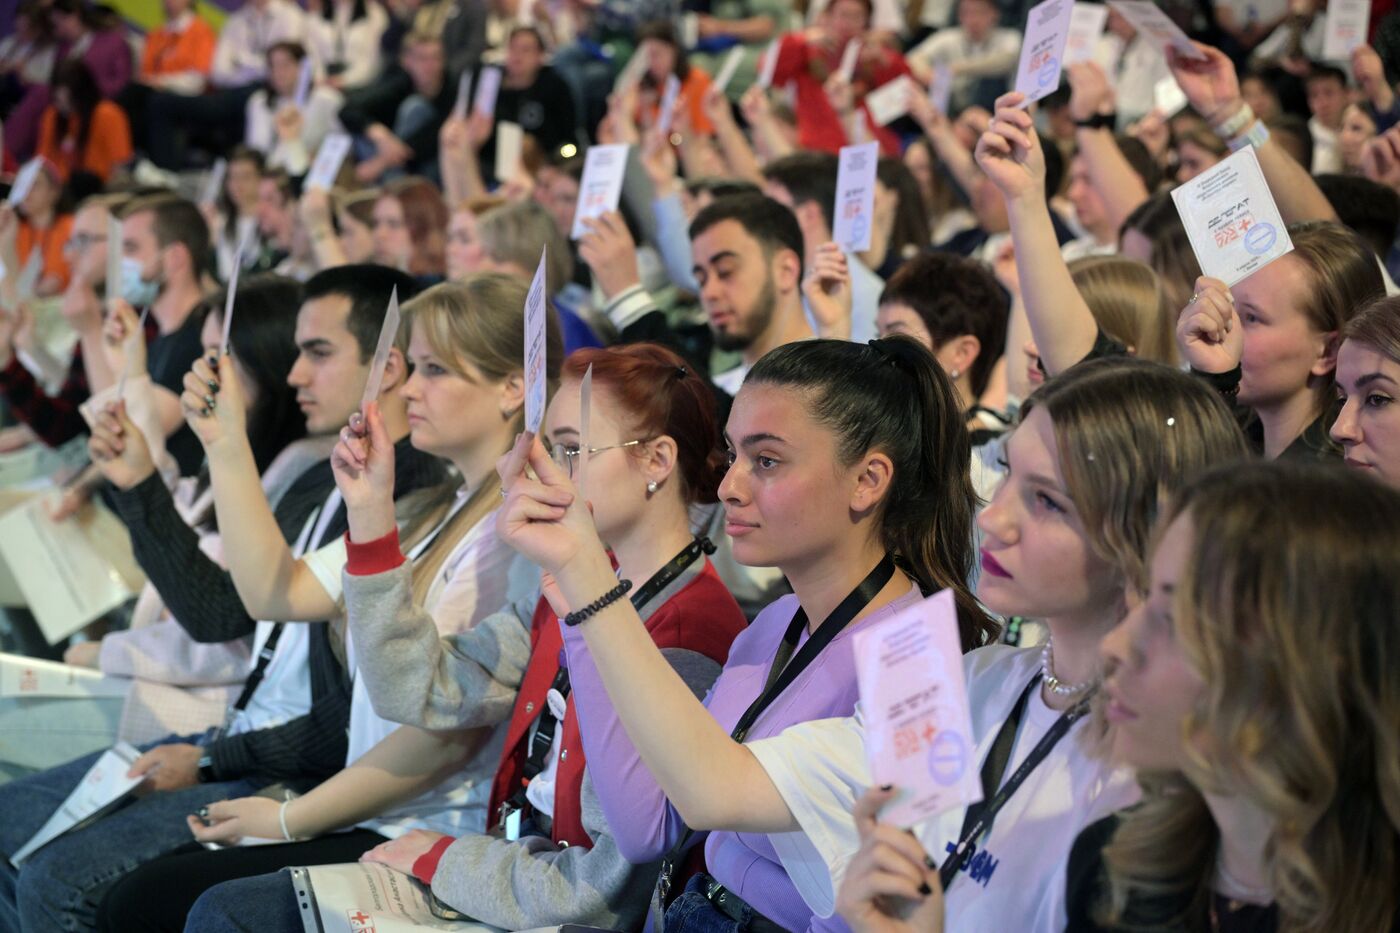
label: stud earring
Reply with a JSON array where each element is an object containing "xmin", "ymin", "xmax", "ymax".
[{"xmin": 647, "ymin": 481, "xmax": 658, "ymax": 493}]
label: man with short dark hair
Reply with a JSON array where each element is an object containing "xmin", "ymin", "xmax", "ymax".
[{"xmin": 0, "ymin": 265, "xmax": 446, "ymax": 933}]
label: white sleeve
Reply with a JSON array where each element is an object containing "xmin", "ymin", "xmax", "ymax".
[
  {"xmin": 745, "ymin": 716, "xmax": 871, "ymax": 918},
  {"xmin": 302, "ymin": 536, "xmax": 348, "ymax": 603}
]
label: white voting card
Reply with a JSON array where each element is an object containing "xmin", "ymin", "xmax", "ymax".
[
  {"xmin": 1014, "ymin": 0, "xmax": 1076, "ymax": 105},
  {"xmin": 928, "ymin": 63, "xmax": 954, "ymax": 115},
  {"xmin": 657, "ymin": 74, "xmax": 682, "ymax": 134},
  {"xmin": 1171, "ymin": 145, "xmax": 1294, "ymax": 287},
  {"xmin": 0, "ymin": 653, "xmax": 130, "ymax": 699},
  {"xmin": 757, "ymin": 39, "xmax": 780, "ymax": 89},
  {"xmin": 7, "ymin": 158, "xmax": 43, "ymax": 206},
  {"xmin": 495, "ymin": 121, "xmax": 524, "ymax": 181},
  {"xmin": 524, "ymin": 248, "xmax": 547, "ymax": 435},
  {"xmin": 853, "ymin": 589, "xmax": 982, "ymax": 828},
  {"xmin": 834, "ymin": 141, "xmax": 879, "ymax": 253},
  {"xmin": 1064, "ymin": 3, "xmax": 1109, "ymax": 65},
  {"xmin": 198, "ymin": 158, "xmax": 227, "ymax": 207},
  {"xmin": 838, "ymin": 38, "xmax": 861, "ymax": 83},
  {"xmin": 473, "ymin": 66, "xmax": 503, "ymax": 118},
  {"xmin": 714, "ymin": 47, "xmax": 745, "ymax": 94},
  {"xmin": 1107, "ymin": 1, "xmax": 1207, "ymax": 59},
  {"xmin": 569, "ymin": 143, "xmax": 629, "ymax": 239},
  {"xmin": 11, "ymin": 742, "xmax": 144, "ymax": 865},
  {"xmin": 1324, "ymin": 0, "xmax": 1371, "ymax": 62},
  {"xmin": 305, "ymin": 133, "xmax": 352, "ymax": 192},
  {"xmin": 865, "ymin": 75, "xmax": 916, "ymax": 126},
  {"xmin": 1154, "ymin": 75, "xmax": 1189, "ymax": 116}
]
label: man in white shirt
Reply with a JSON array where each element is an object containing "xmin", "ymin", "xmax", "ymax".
[
  {"xmin": 907, "ymin": 0, "xmax": 1020, "ymax": 113},
  {"xmin": 1092, "ymin": 8, "xmax": 1171, "ymax": 130},
  {"xmin": 147, "ymin": 0, "xmax": 308, "ymax": 170},
  {"xmin": 1306, "ymin": 64, "xmax": 1348, "ymax": 174}
]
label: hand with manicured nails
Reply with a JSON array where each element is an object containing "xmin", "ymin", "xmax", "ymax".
[
  {"xmin": 360, "ymin": 828, "xmax": 448, "ymax": 874},
  {"xmin": 181, "ymin": 352, "xmax": 244, "ymax": 450},
  {"xmin": 333, "ymin": 400, "xmax": 397, "ymax": 541},
  {"xmin": 803, "ymin": 242, "xmax": 853, "ymax": 340},
  {"xmin": 88, "ymin": 400, "xmax": 156, "ymax": 490},
  {"xmin": 974, "ymin": 93, "xmax": 1046, "ymax": 205},
  {"xmin": 836, "ymin": 786, "xmax": 945, "ymax": 933},
  {"xmin": 1165, "ymin": 42, "xmax": 1242, "ymax": 126},
  {"xmin": 185, "ymin": 795, "xmax": 282, "ymax": 845},
  {"xmin": 1176, "ymin": 275, "xmax": 1243, "ymax": 375}
]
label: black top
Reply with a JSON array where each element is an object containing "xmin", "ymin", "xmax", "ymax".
[
  {"xmin": 108, "ymin": 436, "xmax": 446, "ymax": 789},
  {"xmin": 146, "ymin": 302, "xmax": 209, "ymax": 477},
  {"xmin": 481, "ymin": 65, "xmax": 580, "ymax": 182},
  {"xmin": 1065, "ymin": 816, "xmax": 1279, "ymax": 933}
]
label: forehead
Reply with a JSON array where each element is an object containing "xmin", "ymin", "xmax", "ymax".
[
  {"xmin": 73, "ymin": 205, "xmax": 107, "ymax": 233},
  {"xmin": 1005, "ymin": 405, "xmax": 1064, "ymax": 484},
  {"xmin": 296, "ymin": 293, "xmax": 354, "ymax": 340},
  {"xmin": 123, "ymin": 210, "xmax": 155, "ymax": 239},
  {"xmin": 1337, "ymin": 340, "xmax": 1399, "ymax": 380},
  {"xmin": 693, "ymin": 219, "xmax": 760, "ymax": 264},
  {"xmin": 726, "ymin": 382, "xmax": 810, "ymax": 442},
  {"xmin": 1150, "ymin": 512, "xmax": 1194, "ymax": 591}
]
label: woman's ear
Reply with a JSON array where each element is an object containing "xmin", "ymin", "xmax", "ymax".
[
  {"xmin": 849, "ymin": 450, "xmax": 894, "ymax": 515},
  {"xmin": 499, "ymin": 372, "xmax": 526, "ymax": 418},
  {"xmin": 1311, "ymin": 331, "xmax": 1341, "ymax": 378},
  {"xmin": 644, "ymin": 433, "xmax": 680, "ymax": 489},
  {"xmin": 379, "ymin": 347, "xmax": 409, "ymax": 393}
]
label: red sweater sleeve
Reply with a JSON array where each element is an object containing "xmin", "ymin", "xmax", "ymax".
[
  {"xmin": 344, "ymin": 527, "xmax": 407, "ymax": 575},
  {"xmin": 412, "ymin": 835, "xmax": 457, "ymax": 884}
]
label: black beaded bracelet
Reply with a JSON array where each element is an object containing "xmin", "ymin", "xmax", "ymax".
[{"xmin": 562, "ymin": 579, "xmax": 634, "ymax": 627}]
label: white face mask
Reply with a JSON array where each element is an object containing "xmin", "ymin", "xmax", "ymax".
[{"xmin": 119, "ymin": 255, "xmax": 161, "ymax": 307}]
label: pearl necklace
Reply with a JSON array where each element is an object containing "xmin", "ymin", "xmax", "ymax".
[{"xmin": 1040, "ymin": 637, "xmax": 1098, "ymax": 697}]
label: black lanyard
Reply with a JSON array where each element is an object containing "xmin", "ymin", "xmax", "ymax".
[
  {"xmin": 511, "ymin": 537, "xmax": 718, "ymax": 807},
  {"xmin": 655, "ymin": 554, "xmax": 898, "ymax": 904},
  {"xmin": 938, "ymin": 673, "xmax": 1093, "ymax": 889}
]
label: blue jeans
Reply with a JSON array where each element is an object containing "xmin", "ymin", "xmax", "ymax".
[
  {"xmin": 183, "ymin": 871, "xmax": 300, "ymax": 933},
  {"xmin": 665, "ymin": 874, "xmax": 775, "ymax": 933},
  {"xmin": 0, "ymin": 733, "xmax": 262, "ymax": 933}
]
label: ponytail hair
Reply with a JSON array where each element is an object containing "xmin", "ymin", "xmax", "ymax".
[
  {"xmin": 746, "ymin": 337, "xmax": 995, "ymax": 650},
  {"xmin": 562, "ymin": 343, "xmax": 726, "ymax": 505}
]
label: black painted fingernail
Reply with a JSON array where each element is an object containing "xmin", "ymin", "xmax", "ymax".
[
  {"xmin": 925, "ymin": 855, "xmax": 937, "ymax": 870},
  {"xmin": 207, "ymin": 353, "xmax": 218, "ymax": 366},
  {"xmin": 879, "ymin": 784, "xmax": 893, "ymax": 791},
  {"xmin": 207, "ymin": 379, "xmax": 219, "ymax": 393},
  {"xmin": 919, "ymin": 882, "xmax": 932, "ymax": 896}
]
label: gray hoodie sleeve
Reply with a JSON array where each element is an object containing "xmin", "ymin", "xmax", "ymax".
[
  {"xmin": 343, "ymin": 562, "xmax": 539, "ymax": 730},
  {"xmin": 428, "ymin": 648, "xmax": 723, "ymax": 931}
]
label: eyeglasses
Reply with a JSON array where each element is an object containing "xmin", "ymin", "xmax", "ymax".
[
  {"xmin": 64, "ymin": 233, "xmax": 107, "ymax": 253},
  {"xmin": 550, "ymin": 439, "xmax": 647, "ymax": 479}
]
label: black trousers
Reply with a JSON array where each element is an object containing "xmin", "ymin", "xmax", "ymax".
[{"xmin": 94, "ymin": 827, "xmax": 388, "ymax": 933}]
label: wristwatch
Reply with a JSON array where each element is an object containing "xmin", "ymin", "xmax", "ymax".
[
  {"xmin": 1073, "ymin": 112, "xmax": 1116, "ymax": 131},
  {"xmin": 196, "ymin": 753, "xmax": 217, "ymax": 784}
]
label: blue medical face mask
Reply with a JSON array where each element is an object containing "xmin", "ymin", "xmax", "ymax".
[{"xmin": 119, "ymin": 255, "xmax": 161, "ymax": 307}]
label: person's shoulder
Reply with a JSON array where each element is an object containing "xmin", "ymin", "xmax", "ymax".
[{"xmin": 964, "ymin": 642, "xmax": 1039, "ymax": 689}]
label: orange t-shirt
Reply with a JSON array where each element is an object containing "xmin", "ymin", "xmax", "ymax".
[
  {"xmin": 17, "ymin": 214, "xmax": 75, "ymax": 293},
  {"xmin": 637, "ymin": 67, "xmax": 717, "ymax": 137},
  {"xmin": 140, "ymin": 16, "xmax": 216, "ymax": 80},
  {"xmin": 35, "ymin": 101, "xmax": 134, "ymax": 184}
]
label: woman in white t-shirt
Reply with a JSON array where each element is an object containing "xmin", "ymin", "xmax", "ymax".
[{"xmin": 744, "ymin": 358, "xmax": 1249, "ymax": 932}]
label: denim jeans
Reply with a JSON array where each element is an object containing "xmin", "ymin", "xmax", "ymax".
[
  {"xmin": 664, "ymin": 874, "xmax": 779, "ymax": 933},
  {"xmin": 0, "ymin": 733, "xmax": 262, "ymax": 933},
  {"xmin": 183, "ymin": 871, "xmax": 301, "ymax": 933}
]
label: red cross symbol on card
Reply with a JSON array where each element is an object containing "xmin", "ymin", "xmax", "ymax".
[{"xmin": 346, "ymin": 909, "xmax": 375, "ymax": 931}]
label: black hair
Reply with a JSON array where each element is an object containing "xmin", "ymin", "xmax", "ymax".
[
  {"xmin": 636, "ymin": 19, "xmax": 691, "ymax": 83},
  {"xmin": 685, "ymin": 178, "xmax": 761, "ymax": 201},
  {"xmin": 878, "ymin": 253, "xmax": 1008, "ymax": 397},
  {"xmin": 876, "ymin": 157, "xmax": 932, "ymax": 263},
  {"xmin": 51, "ymin": 59, "xmax": 101, "ymax": 161},
  {"xmin": 689, "ymin": 193, "xmax": 806, "ymax": 281},
  {"xmin": 1042, "ymin": 136, "xmax": 1066, "ymax": 198},
  {"xmin": 210, "ymin": 275, "xmax": 307, "ymax": 473},
  {"xmin": 303, "ymin": 264, "xmax": 420, "ymax": 362},
  {"xmin": 1113, "ymin": 135, "xmax": 1162, "ymax": 192},
  {"xmin": 745, "ymin": 337, "xmax": 997, "ymax": 651},
  {"xmin": 219, "ymin": 146, "xmax": 266, "ymax": 239},
  {"xmin": 319, "ymin": 0, "xmax": 367, "ymax": 21},
  {"xmin": 1267, "ymin": 114, "xmax": 1314, "ymax": 171},
  {"xmin": 1307, "ymin": 63, "xmax": 1348, "ymax": 87},
  {"xmin": 1315, "ymin": 174, "xmax": 1400, "ymax": 259},
  {"xmin": 267, "ymin": 40, "xmax": 308, "ymax": 64},
  {"xmin": 762, "ymin": 152, "xmax": 839, "ymax": 231}
]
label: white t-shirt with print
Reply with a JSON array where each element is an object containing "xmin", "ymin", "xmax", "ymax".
[{"xmin": 747, "ymin": 644, "xmax": 1138, "ymax": 932}]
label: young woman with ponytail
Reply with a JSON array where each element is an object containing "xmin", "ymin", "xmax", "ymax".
[{"xmin": 496, "ymin": 335, "xmax": 992, "ymax": 932}]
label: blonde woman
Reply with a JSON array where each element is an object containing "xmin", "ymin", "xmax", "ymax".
[
  {"xmin": 1332, "ymin": 296, "xmax": 1400, "ymax": 486},
  {"xmin": 93, "ymin": 275, "xmax": 563, "ymax": 928},
  {"xmin": 839, "ymin": 461, "xmax": 1400, "ymax": 932}
]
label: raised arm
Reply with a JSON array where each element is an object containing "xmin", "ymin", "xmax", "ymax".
[
  {"xmin": 184, "ymin": 352, "xmax": 338, "ymax": 621},
  {"xmin": 1168, "ymin": 42, "xmax": 1338, "ymax": 225},
  {"xmin": 1067, "ymin": 63, "xmax": 1150, "ymax": 234},
  {"xmin": 496, "ymin": 434, "xmax": 793, "ymax": 836},
  {"xmin": 908, "ymin": 91, "xmax": 980, "ymax": 201},
  {"xmin": 977, "ymin": 92, "xmax": 1100, "ymax": 375},
  {"xmin": 704, "ymin": 84, "xmax": 765, "ymax": 185}
]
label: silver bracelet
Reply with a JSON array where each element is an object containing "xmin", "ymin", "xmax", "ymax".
[{"xmin": 279, "ymin": 797, "xmax": 296, "ymax": 841}]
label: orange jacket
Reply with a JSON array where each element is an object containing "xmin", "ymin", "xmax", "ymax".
[
  {"xmin": 17, "ymin": 213, "xmax": 74, "ymax": 292},
  {"xmin": 140, "ymin": 16, "xmax": 217, "ymax": 80},
  {"xmin": 36, "ymin": 101, "xmax": 133, "ymax": 184}
]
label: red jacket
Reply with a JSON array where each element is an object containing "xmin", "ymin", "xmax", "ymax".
[
  {"xmin": 486, "ymin": 559, "xmax": 746, "ymax": 849},
  {"xmin": 770, "ymin": 32, "xmax": 911, "ymax": 157}
]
